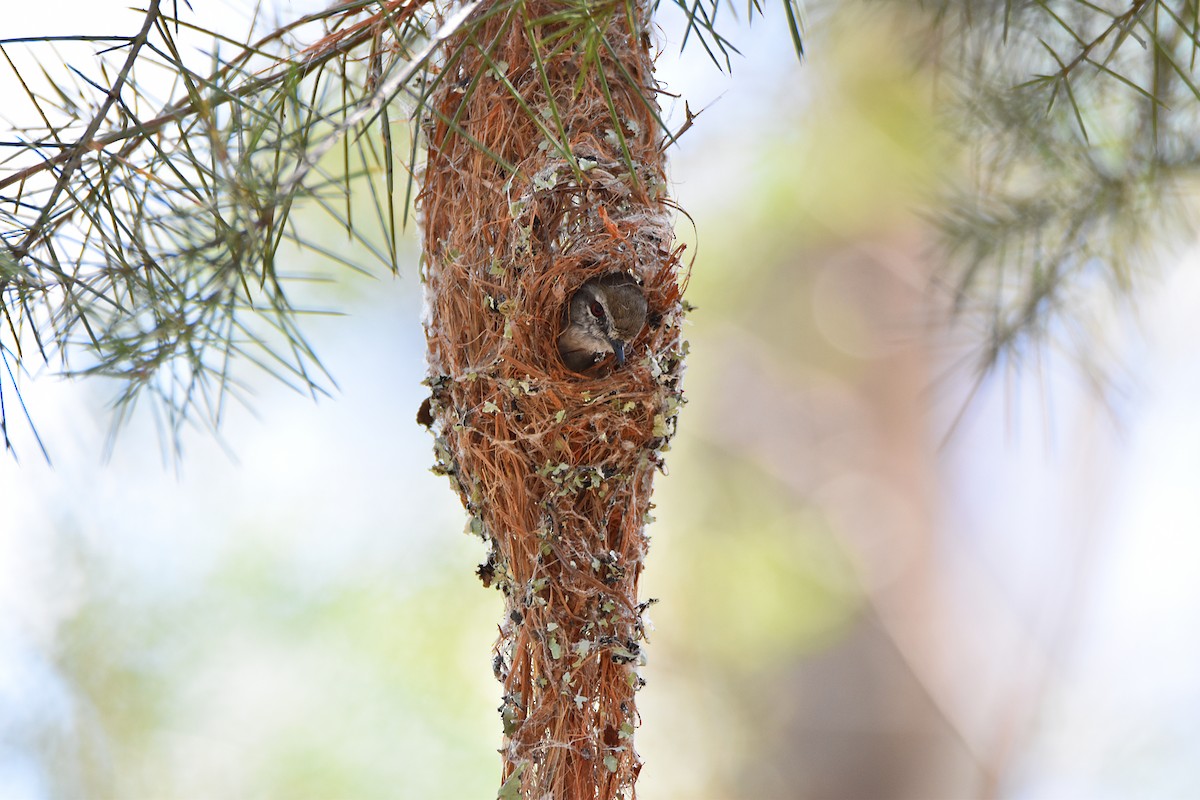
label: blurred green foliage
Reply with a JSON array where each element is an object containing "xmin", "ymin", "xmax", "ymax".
[
  {"xmin": 49, "ymin": 532, "xmax": 500, "ymax": 799},
  {"xmin": 652, "ymin": 445, "xmax": 859, "ymax": 668}
]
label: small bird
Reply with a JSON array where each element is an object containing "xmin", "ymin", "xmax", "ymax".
[{"xmin": 557, "ymin": 273, "xmax": 648, "ymax": 373}]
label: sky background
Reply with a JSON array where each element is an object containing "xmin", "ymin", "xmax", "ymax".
[{"xmin": 3, "ymin": 2, "xmax": 1200, "ymax": 798}]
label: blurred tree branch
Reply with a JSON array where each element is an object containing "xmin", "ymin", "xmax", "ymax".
[{"xmin": 911, "ymin": 0, "xmax": 1200, "ymax": 385}]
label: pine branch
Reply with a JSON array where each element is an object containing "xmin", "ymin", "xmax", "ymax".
[
  {"xmin": 917, "ymin": 0, "xmax": 1200, "ymax": 380},
  {"xmin": 0, "ymin": 0, "xmax": 802, "ymax": 459}
]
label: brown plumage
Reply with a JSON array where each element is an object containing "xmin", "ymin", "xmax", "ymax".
[{"xmin": 557, "ymin": 273, "xmax": 649, "ymax": 373}]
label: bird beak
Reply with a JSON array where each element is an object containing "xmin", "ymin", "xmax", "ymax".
[{"xmin": 609, "ymin": 339, "xmax": 626, "ymax": 366}]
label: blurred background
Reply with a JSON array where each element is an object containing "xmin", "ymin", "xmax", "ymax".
[{"xmin": 4, "ymin": 1, "xmax": 1200, "ymax": 798}]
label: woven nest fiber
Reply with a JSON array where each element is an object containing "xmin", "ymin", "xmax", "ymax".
[{"xmin": 417, "ymin": 3, "xmax": 686, "ymax": 797}]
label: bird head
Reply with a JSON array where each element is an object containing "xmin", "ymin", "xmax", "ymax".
[{"xmin": 557, "ymin": 274, "xmax": 648, "ymax": 373}]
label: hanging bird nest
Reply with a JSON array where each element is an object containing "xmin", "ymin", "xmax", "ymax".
[{"xmin": 418, "ymin": 4, "xmax": 686, "ymax": 798}]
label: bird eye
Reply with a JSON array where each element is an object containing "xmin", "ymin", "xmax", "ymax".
[{"xmin": 589, "ymin": 300, "xmax": 605, "ymax": 319}]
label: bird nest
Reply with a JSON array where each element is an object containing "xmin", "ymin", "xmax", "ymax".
[{"xmin": 417, "ymin": 5, "xmax": 686, "ymax": 798}]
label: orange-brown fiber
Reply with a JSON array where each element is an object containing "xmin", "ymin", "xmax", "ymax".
[{"xmin": 417, "ymin": 2, "xmax": 685, "ymax": 798}]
